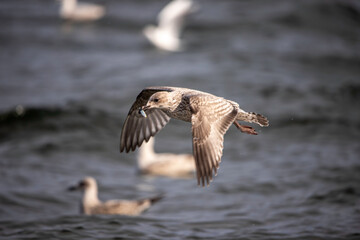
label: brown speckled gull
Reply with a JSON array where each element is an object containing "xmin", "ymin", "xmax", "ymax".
[
  {"xmin": 68, "ymin": 177, "xmax": 162, "ymax": 216},
  {"xmin": 120, "ymin": 86, "xmax": 269, "ymax": 186}
]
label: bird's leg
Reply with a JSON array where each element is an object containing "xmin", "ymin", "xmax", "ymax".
[{"xmin": 233, "ymin": 121, "xmax": 258, "ymax": 135}]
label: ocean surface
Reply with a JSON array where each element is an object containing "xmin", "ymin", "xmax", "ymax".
[{"xmin": 1, "ymin": 0, "xmax": 360, "ymax": 239}]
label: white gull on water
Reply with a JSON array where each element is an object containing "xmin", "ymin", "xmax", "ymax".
[
  {"xmin": 59, "ymin": 0, "xmax": 105, "ymax": 22},
  {"xmin": 68, "ymin": 177, "xmax": 162, "ymax": 216},
  {"xmin": 137, "ymin": 137, "xmax": 195, "ymax": 178},
  {"xmin": 143, "ymin": 0, "xmax": 198, "ymax": 52},
  {"xmin": 120, "ymin": 86, "xmax": 269, "ymax": 186}
]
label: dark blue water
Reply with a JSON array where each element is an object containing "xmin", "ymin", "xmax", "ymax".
[{"xmin": 1, "ymin": 0, "xmax": 360, "ymax": 239}]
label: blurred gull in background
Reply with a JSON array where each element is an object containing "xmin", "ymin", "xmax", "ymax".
[
  {"xmin": 143, "ymin": 0, "xmax": 198, "ymax": 52},
  {"xmin": 59, "ymin": 0, "xmax": 105, "ymax": 22},
  {"xmin": 68, "ymin": 177, "xmax": 163, "ymax": 216},
  {"xmin": 137, "ymin": 137, "xmax": 195, "ymax": 178}
]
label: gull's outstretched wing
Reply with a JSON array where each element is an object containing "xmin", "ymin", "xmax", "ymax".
[
  {"xmin": 190, "ymin": 95, "xmax": 238, "ymax": 186},
  {"xmin": 120, "ymin": 87, "xmax": 174, "ymax": 153}
]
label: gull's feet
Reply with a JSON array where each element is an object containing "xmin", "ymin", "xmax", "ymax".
[{"xmin": 234, "ymin": 121, "xmax": 258, "ymax": 135}]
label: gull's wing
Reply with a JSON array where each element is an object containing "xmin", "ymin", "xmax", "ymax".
[
  {"xmin": 120, "ymin": 87, "xmax": 174, "ymax": 153},
  {"xmin": 158, "ymin": 0, "xmax": 195, "ymax": 38},
  {"xmin": 190, "ymin": 95, "xmax": 238, "ymax": 186}
]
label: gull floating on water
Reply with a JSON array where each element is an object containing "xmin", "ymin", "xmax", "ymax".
[
  {"xmin": 137, "ymin": 137, "xmax": 195, "ymax": 178},
  {"xmin": 120, "ymin": 86, "xmax": 269, "ymax": 186},
  {"xmin": 59, "ymin": 0, "xmax": 105, "ymax": 22},
  {"xmin": 143, "ymin": 0, "xmax": 198, "ymax": 52},
  {"xmin": 68, "ymin": 177, "xmax": 162, "ymax": 215}
]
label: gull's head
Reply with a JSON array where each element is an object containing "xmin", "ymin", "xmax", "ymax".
[
  {"xmin": 68, "ymin": 177, "xmax": 97, "ymax": 192},
  {"xmin": 143, "ymin": 91, "xmax": 172, "ymax": 111}
]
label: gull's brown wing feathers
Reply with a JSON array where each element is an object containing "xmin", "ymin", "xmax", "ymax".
[
  {"xmin": 120, "ymin": 87, "xmax": 174, "ymax": 153},
  {"xmin": 190, "ymin": 95, "xmax": 238, "ymax": 186}
]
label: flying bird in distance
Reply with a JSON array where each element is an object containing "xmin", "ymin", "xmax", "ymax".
[{"xmin": 143, "ymin": 0, "xmax": 198, "ymax": 52}]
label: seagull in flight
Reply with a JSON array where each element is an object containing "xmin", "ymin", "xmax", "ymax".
[
  {"xmin": 143, "ymin": 0, "xmax": 198, "ymax": 52},
  {"xmin": 120, "ymin": 86, "xmax": 269, "ymax": 186}
]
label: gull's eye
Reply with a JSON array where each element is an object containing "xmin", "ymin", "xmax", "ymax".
[{"xmin": 154, "ymin": 98, "xmax": 159, "ymax": 103}]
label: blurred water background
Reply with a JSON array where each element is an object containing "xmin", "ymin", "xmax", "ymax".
[{"xmin": 1, "ymin": 0, "xmax": 360, "ymax": 239}]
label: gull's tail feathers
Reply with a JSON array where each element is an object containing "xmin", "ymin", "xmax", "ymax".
[{"xmin": 236, "ymin": 112, "xmax": 269, "ymax": 127}]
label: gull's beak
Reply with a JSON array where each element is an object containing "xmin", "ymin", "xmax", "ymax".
[{"xmin": 67, "ymin": 185, "xmax": 79, "ymax": 191}]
